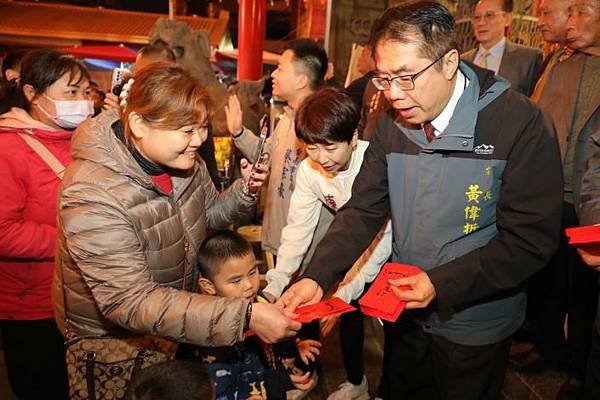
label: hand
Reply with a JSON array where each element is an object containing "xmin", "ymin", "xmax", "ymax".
[
  {"xmin": 224, "ymin": 94, "xmax": 243, "ymax": 135},
  {"xmin": 277, "ymin": 278, "xmax": 324, "ymax": 313},
  {"xmin": 289, "ymin": 371, "xmax": 315, "ymax": 391},
  {"xmin": 578, "ymin": 246, "xmax": 600, "ymax": 272},
  {"xmin": 296, "ymin": 338, "xmax": 321, "ymax": 365},
  {"xmin": 240, "ymin": 154, "xmax": 270, "ymax": 195},
  {"xmin": 320, "ymin": 313, "xmax": 340, "ymax": 338},
  {"xmin": 103, "ymin": 92, "xmax": 121, "ymax": 112},
  {"xmin": 389, "ymin": 271, "xmax": 436, "ymax": 309},
  {"xmin": 249, "ymin": 302, "xmax": 301, "ymax": 344}
]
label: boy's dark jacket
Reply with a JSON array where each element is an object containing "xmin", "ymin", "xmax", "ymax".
[
  {"xmin": 303, "ymin": 61, "xmax": 563, "ymax": 346},
  {"xmin": 178, "ymin": 292, "xmax": 313, "ymax": 400}
]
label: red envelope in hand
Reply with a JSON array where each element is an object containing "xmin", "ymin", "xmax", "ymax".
[
  {"xmin": 566, "ymin": 225, "xmax": 600, "ymax": 246},
  {"xmin": 294, "ymin": 297, "xmax": 356, "ymax": 323},
  {"xmin": 359, "ymin": 263, "xmax": 422, "ymax": 322}
]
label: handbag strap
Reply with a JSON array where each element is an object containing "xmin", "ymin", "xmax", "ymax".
[
  {"xmin": 17, "ymin": 132, "xmax": 71, "ymax": 336},
  {"xmin": 18, "ymin": 132, "xmax": 66, "ymax": 179},
  {"xmin": 84, "ymin": 352, "xmax": 97, "ymax": 400}
]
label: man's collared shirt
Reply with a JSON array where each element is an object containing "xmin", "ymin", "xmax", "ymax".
[
  {"xmin": 426, "ymin": 69, "xmax": 468, "ymax": 137},
  {"xmin": 474, "ymin": 37, "xmax": 506, "ymax": 75}
]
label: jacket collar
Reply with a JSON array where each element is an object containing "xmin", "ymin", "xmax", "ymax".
[
  {"xmin": 394, "ymin": 61, "xmax": 509, "ymax": 152},
  {"xmin": 0, "ymin": 107, "xmax": 62, "ymax": 132}
]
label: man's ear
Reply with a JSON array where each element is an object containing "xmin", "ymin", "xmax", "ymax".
[
  {"xmin": 128, "ymin": 112, "xmax": 148, "ymax": 140},
  {"xmin": 296, "ymin": 72, "xmax": 310, "ymax": 91},
  {"xmin": 198, "ymin": 278, "xmax": 217, "ymax": 295},
  {"xmin": 504, "ymin": 12, "xmax": 513, "ymax": 28},
  {"xmin": 22, "ymin": 84, "xmax": 37, "ymax": 103},
  {"xmin": 443, "ymin": 49, "xmax": 460, "ymax": 80}
]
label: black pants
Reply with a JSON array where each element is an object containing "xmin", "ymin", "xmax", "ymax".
[
  {"xmin": 0, "ymin": 319, "xmax": 69, "ymax": 400},
  {"xmin": 381, "ymin": 316, "xmax": 511, "ymax": 400},
  {"xmin": 340, "ymin": 306, "xmax": 365, "ymax": 385},
  {"xmin": 585, "ymin": 320, "xmax": 600, "ymax": 400},
  {"xmin": 527, "ymin": 202, "xmax": 598, "ymax": 378}
]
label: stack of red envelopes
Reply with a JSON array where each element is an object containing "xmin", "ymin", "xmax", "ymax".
[
  {"xmin": 294, "ymin": 297, "xmax": 356, "ymax": 323},
  {"xmin": 359, "ymin": 263, "xmax": 422, "ymax": 322},
  {"xmin": 565, "ymin": 225, "xmax": 600, "ymax": 256},
  {"xmin": 565, "ymin": 225, "xmax": 600, "ymax": 247}
]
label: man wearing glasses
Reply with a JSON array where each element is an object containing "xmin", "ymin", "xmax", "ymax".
[
  {"xmin": 462, "ymin": 0, "xmax": 542, "ymax": 96},
  {"xmin": 279, "ymin": 1, "xmax": 563, "ymax": 399}
]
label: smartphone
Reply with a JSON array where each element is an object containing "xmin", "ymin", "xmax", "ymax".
[
  {"xmin": 251, "ymin": 115, "xmax": 269, "ymax": 170},
  {"xmin": 244, "ymin": 115, "xmax": 269, "ymax": 191},
  {"xmin": 111, "ymin": 67, "xmax": 131, "ymax": 96}
]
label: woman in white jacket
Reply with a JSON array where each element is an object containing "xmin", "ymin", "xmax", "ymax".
[{"xmin": 264, "ymin": 87, "xmax": 392, "ymax": 400}]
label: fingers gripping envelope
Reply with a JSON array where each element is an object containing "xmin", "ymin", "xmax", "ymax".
[
  {"xmin": 566, "ymin": 225, "xmax": 600, "ymax": 255},
  {"xmin": 359, "ymin": 263, "xmax": 422, "ymax": 322},
  {"xmin": 294, "ymin": 297, "xmax": 356, "ymax": 323}
]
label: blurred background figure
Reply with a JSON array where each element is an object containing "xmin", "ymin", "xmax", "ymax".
[
  {"xmin": 463, "ymin": 0, "xmax": 543, "ymax": 95},
  {"xmin": 535, "ymin": 0, "xmax": 600, "ymax": 397},
  {"xmin": 344, "ymin": 45, "xmax": 376, "ymax": 111},
  {"xmin": 530, "ymin": 0, "xmax": 573, "ymax": 101},
  {"xmin": 509, "ymin": 0, "xmax": 573, "ymax": 380}
]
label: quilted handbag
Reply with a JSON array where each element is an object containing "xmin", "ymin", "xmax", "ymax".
[{"xmin": 65, "ymin": 335, "xmax": 177, "ymax": 400}]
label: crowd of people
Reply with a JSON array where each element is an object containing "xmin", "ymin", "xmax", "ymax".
[{"xmin": 0, "ymin": 0, "xmax": 598, "ymax": 399}]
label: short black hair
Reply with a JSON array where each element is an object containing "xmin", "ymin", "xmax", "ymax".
[
  {"xmin": 195, "ymin": 230, "xmax": 254, "ymax": 281},
  {"xmin": 295, "ymin": 86, "xmax": 359, "ymax": 145},
  {"xmin": 1, "ymin": 49, "xmax": 27, "ymax": 82},
  {"xmin": 285, "ymin": 38, "xmax": 328, "ymax": 90},
  {"xmin": 369, "ymin": 1, "xmax": 458, "ymax": 63},
  {"xmin": 125, "ymin": 360, "xmax": 214, "ymax": 400}
]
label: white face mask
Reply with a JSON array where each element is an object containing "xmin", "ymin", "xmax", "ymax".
[{"xmin": 39, "ymin": 94, "xmax": 94, "ymax": 130}]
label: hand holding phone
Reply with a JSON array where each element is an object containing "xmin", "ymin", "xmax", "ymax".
[
  {"xmin": 242, "ymin": 116, "xmax": 269, "ymax": 197},
  {"xmin": 111, "ymin": 67, "xmax": 131, "ymax": 96}
]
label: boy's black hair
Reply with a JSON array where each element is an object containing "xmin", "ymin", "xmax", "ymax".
[
  {"xmin": 295, "ymin": 86, "xmax": 360, "ymax": 145},
  {"xmin": 195, "ymin": 230, "xmax": 254, "ymax": 280},
  {"xmin": 125, "ymin": 360, "xmax": 214, "ymax": 400}
]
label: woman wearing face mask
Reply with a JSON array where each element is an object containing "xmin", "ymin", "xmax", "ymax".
[
  {"xmin": 0, "ymin": 49, "xmax": 92, "ymax": 400},
  {"xmin": 52, "ymin": 63, "xmax": 301, "ymax": 399}
]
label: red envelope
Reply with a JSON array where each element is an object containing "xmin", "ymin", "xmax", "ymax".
[
  {"xmin": 360, "ymin": 303, "xmax": 407, "ymax": 322},
  {"xmin": 566, "ymin": 225, "xmax": 600, "ymax": 246},
  {"xmin": 359, "ymin": 263, "xmax": 422, "ymax": 322},
  {"xmin": 294, "ymin": 297, "xmax": 356, "ymax": 323}
]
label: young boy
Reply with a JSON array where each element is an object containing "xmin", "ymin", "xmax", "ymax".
[
  {"xmin": 190, "ymin": 230, "xmax": 320, "ymax": 400},
  {"xmin": 264, "ymin": 86, "xmax": 392, "ymax": 400}
]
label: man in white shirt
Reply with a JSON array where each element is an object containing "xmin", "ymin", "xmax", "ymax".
[{"xmin": 462, "ymin": 0, "xmax": 543, "ymax": 95}]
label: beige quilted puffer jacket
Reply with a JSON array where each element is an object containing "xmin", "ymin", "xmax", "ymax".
[{"xmin": 52, "ymin": 111, "xmax": 255, "ymax": 346}]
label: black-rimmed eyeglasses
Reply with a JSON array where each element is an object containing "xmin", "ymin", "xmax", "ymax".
[{"xmin": 371, "ymin": 52, "xmax": 446, "ymax": 91}]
